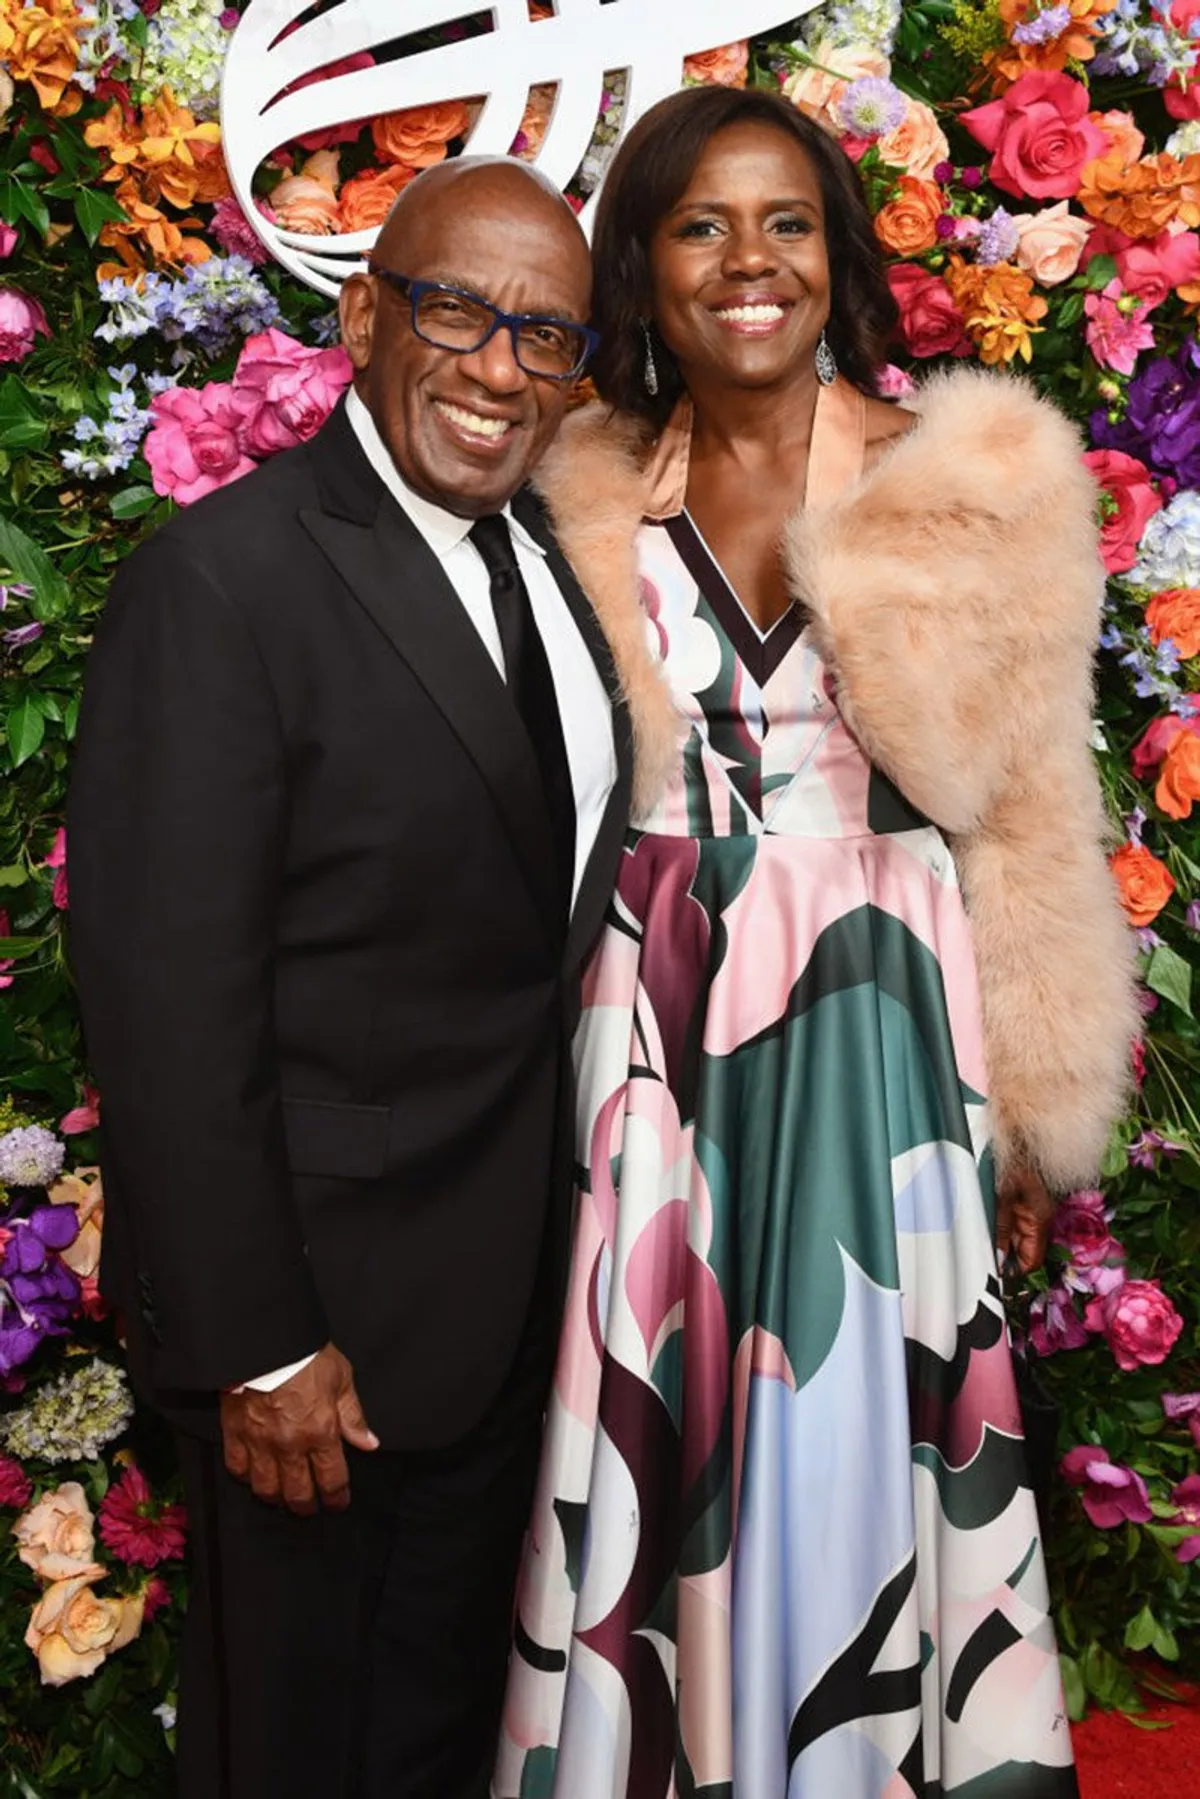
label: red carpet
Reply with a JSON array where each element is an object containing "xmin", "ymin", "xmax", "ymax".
[{"xmin": 1074, "ymin": 1685, "xmax": 1200, "ymax": 1798}]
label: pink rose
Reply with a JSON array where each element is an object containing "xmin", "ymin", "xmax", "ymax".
[
  {"xmin": 1082, "ymin": 448, "xmax": 1162, "ymax": 573},
  {"xmin": 886, "ymin": 263, "xmax": 971, "ymax": 359},
  {"xmin": 874, "ymin": 362, "xmax": 916, "ymax": 399},
  {"xmin": 0, "ymin": 287, "xmax": 49, "ymax": 363},
  {"xmin": 0, "ymin": 223, "xmax": 17, "ymax": 259},
  {"xmin": 1082, "ymin": 221, "xmax": 1200, "ymax": 308},
  {"xmin": 962, "ymin": 71, "xmax": 1109, "ymax": 201},
  {"xmin": 144, "ymin": 383, "xmax": 257, "ymax": 507},
  {"xmin": 1051, "ymin": 1189, "xmax": 1124, "ymax": 1270},
  {"xmin": 232, "ymin": 328, "xmax": 353, "ymax": 458},
  {"xmin": 1061, "ymin": 1446, "xmax": 1153, "ymax": 1528},
  {"xmin": 0, "ymin": 1451, "xmax": 32, "ymax": 1509},
  {"xmin": 1086, "ymin": 1277, "xmax": 1184, "ymax": 1372}
]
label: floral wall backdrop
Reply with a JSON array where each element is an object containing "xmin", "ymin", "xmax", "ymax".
[{"xmin": 0, "ymin": 0, "xmax": 1198, "ymax": 1788}]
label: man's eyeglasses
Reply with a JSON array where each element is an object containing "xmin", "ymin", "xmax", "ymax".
[{"xmin": 369, "ymin": 268, "xmax": 599, "ymax": 383}]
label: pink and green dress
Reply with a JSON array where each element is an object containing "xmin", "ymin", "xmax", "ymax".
[{"xmin": 495, "ymin": 389, "xmax": 1076, "ymax": 1799}]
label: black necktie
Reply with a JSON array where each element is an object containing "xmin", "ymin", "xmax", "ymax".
[{"xmin": 469, "ymin": 514, "xmax": 576, "ymax": 921}]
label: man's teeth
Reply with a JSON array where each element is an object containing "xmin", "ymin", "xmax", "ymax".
[
  {"xmin": 715, "ymin": 304, "xmax": 786, "ymax": 323},
  {"xmin": 436, "ymin": 402, "xmax": 512, "ymax": 439}
]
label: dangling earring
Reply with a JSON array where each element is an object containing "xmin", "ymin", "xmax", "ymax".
[
  {"xmin": 815, "ymin": 327, "xmax": 838, "ymax": 387},
  {"xmin": 642, "ymin": 321, "xmax": 659, "ymax": 397}
]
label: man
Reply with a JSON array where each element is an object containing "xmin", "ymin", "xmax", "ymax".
[{"xmin": 67, "ymin": 158, "xmax": 631, "ymax": 1798}]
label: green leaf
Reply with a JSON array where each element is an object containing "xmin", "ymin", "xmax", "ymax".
[
  {"xmin": 1153, "ymin": 1623, "xmax": 1180, "ymax": 1661},
  {"xmin": 1145, "ymin": 943, "xmax": 1193, "ymax": 1017},
  {"xmin": 110, "ymin": 483, "xmax": 158, "ymax": 520},
  {"xmin": 1059, "ymin": 1652, "xmax": 1087, "ymax": 1723},
  {"xmin": 0, "ymin": 373, "xmax": 48, "ymax": 451},
  {"xmin": 1085, "ymin": 253, "xmax": 1119, "ymax": 290},
  {"xmin": 74, "ymin": 185, "xmax": 127, "ymax": 246},
  {"xmin": 1123, "ymin": 1602, "xmax": 1157, "ymax": 1652},
  {"xmin": 6, "ymin": 695, "xmax": 45, "ymax": 767},
  {"xmin": 0, "ymin": 175, "xmax": 49, "ymax": 239},
  {"xmin": 0, "ymin": 936, "xmax": 44, "ymax": 958},
  {"xmin": 0, "ymin": 510, "xmax": 68, "ymax": 618},
  {"xmin": 1057, "ymin": 292, "xmax": 1085, "ymax": 329},
  {"xmin": 0, "ymin": 863, "xmax": 26, "ymax": 887}
]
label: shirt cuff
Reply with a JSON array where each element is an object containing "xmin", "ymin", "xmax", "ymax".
[{"xmin": 235, "ymin": 1352, "xmax": 320, "ymax": 1394}]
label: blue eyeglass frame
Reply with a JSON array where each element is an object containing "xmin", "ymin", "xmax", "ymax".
[{"xmin": 367, "ymin": 266, "xmax": 600, "ymax": 382}]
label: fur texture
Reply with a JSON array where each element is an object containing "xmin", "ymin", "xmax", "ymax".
[{"xmin": 536, "ymin": 368, "xmax": 1137, "ymax": 1188}]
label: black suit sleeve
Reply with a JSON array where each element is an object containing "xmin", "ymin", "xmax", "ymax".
[{"xmin": 68, "ymin": 531, "xmax": 328, "ymax": 1391}]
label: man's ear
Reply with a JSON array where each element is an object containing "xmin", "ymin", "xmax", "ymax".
[{"xmin": 339, "ymin": 273, "xmax": 376, "ymax": 372}]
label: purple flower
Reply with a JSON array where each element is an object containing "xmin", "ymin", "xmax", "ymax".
[
  {"xmin": 836, "ymin": 76, "xmax": 908, "ymax": 138},
  {"xmin": 1186, "ymin": 898, "xmax": 1200, "ymax": 935},
  {"xmin": 0, "ymin": 1126, "xmax": 64, "ymax": 1189},
  {"xmin": 1, "ymin": 1204, "xmax": 78, "ymax": 1275},
  {"xmin": 3, "ymin": 621, "xmax": 43, "ymax": 649},
  {"xmin": 1029, "ymin": 1285, "xmax": 1089, "ymax": 1354},
  {"xmin": 1013, "ymin": 2, "xmax": 1071, "ymax": 43},
  {"xmin": 976, "ymin": 206, "xmax": 1021, "ymax": 265},
  {"xmin": 1061, "ymin": 1445, "xmax": 1153, "ymax": 1527},
  {"xmin": 1162, "ymin": 1391, "xmax": 1200, "ymax": 1448},
  {"xmin": 935, "ymin": 213, "xmax": 958, "ymax": 241},
  {"xmin": 1091, "ymin": 342, "xmax": 1200, "ymax": 488},
  {"xmin": 1124, "ymin": 805, "xmax": 1148, "ymax": 845},
  {"xmin": 1168, "ymin": 1474, "xmax": 1200, "ymax": 1562},
  {"xmin": 1127, "ymin": 1128, "xmax": 1182, "ymax": 1167},
  {"xmin": 960, "ymin": 165, "xmax": 984, "ymax": 189},
  {"xmin": 932, "ymin": 158, "xmax": 954, "ymax": 182}
]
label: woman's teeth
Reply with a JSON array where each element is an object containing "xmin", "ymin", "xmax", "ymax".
[{"xmin": 714, "ymin": 304, "xmax": 786, "ymax": 324}]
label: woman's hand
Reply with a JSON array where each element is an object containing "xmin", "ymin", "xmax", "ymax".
[{"xmin": 996, "ymin": 1167, "xmax": 1056, "ymax": 1273}]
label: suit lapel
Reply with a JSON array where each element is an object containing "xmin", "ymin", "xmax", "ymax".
[
  {"xmin": 512, "ymin": 488, "xmax": 633, "ymax": 974},
  {"xmin": 301, "ymin": 410, "xmax": 560, "ymax": 940}
]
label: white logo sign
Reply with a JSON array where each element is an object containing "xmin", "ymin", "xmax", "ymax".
[{"xmin": 221, "ymin": 0, "xmax": 820, "ymax": 295}]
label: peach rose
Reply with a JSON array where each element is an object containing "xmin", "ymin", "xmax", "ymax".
[
  {"xmin": 1146, "ymin": 587, "xmax": 1200, "ymax": 658},
  {"xmin": 267, "ymin": 175, "xmax": 339, "ymax": 237},
  {"xmin": 300, "ymin": 149, "xmax": 341, "ymax": 192},
  {"xmin": 1090, "ymin": 109, "xmax": 1146, "ymax": 166},
  {"xmin": 26, "ymin": 1575, "xmax": 144, "ymax": 1687},
  {"xmin": 1110, "ymin": 841, "xmax": 1175, "ymax": 927},
  {"xmin": 683, "ymin": 41, "xmax": 750, "ymax": 87},
  {"xmin": 783, "ymin": 39, "xmax": 890, "ymax": 131},
  {"xmin": 338, "ymin": 163, "xmax": 417, "ymax": 233},
  {"xmin": 874, "ymin": 177, "xmax": 944, "ymax": 257},
  {"xmin": 15, "ymin": 1483, "xmax": 103, "ymax": 1583},
  {"xmin": 371, "ymin": 100, "xmax": 470, "ymax": 170},
  {"xmin": 1157, "ymin": 728, "xmax": 1200, "ymax": 820},
  {"xmin": 1013, "ymin": 200, "xmax": 1092, "ymax": 285},
  {"xmin": 47, "ymin": 1167, "xmax": 103, "ymax": 1281},
  {"xmin": 512, "ymin": 83, "xmax": 555, "ymax": 160},
  {"xmin": 876, "ymin": 98, "xmax": 950, "ymax": 182}
]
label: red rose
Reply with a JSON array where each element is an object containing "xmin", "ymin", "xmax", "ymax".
[
  {"xmin": 886, "ymin": 263, "xmax": 971, "ymax": 359},
  {"xmin": 1082, "ymin": 447, "xmax": 1162, "ymax": 573},
  {"xmin": 963, "ymin": 71, "xmax": 1109, "ymax": 201}
]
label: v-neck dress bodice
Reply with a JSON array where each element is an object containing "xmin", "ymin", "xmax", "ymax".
[{"xmin": 495, "ymin": 392, "xmax": 1075, "ymax": 1799}]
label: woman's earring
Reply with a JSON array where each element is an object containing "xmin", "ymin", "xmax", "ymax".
[
  {"xmin": 815, "ymin": 328, "xmax": 838, "ymax": 387},
  {"xmin": 642, "ymin": 322, "xmax": 659, "ymax": 397}
]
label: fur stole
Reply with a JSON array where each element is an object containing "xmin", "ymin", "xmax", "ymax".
[{"xmin": 534, "ymin": 367, "xmax": 1137, "ymax": 1189}]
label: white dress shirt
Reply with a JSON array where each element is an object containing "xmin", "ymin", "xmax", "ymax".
[{"xmin": 243, "ymin": 390, "xmax": 616, "ymax": 1394}]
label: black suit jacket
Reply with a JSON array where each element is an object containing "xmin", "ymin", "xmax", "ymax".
[{"xmin": 67, "ymin": 401, "xmax": 632, "ymax": 1449}]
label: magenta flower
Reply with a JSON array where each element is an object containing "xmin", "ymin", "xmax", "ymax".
[
  {"xmin": 209, "ymin": 195, "xmax": 274, "ymax": 267},
  {"xmin": 145, "ymin": 382, "xmax": 257, "ymax": 507},
  {"xmin": 0, "ymin": 223, "xmax": 17, "ymax": 260},
  {"xmin": 0, "ymin": 288, "xmax": 49, "ymax": 363},
  {"xmin": 1162, "ymin": 1391, "xmax": 1200, "ymax": 1448},
  {"xmin": 1127, "ymin": 1129, "xmax": 1182, "ymax": 1169},
  {"xmin": 59, "ymin": 1083, "xmax": 100, "ymax": 1136},
  {"xmin": 1052, "ymin": 1188, "xmax": 1124, "ymax": 1271},
  {"xmin": 98, "ymin": 1466, "xmax": 187, "ymax": 1569},
  {"xmin": 0, "ymin": 1450, "xmax": 32, "ymax": 1509},
  {"xmin": 1085, "ymin": 281, "xmax": 1157, "ymax": 376},
  {"xmin": 1085, "ymin": 1277, "xmax": 1184, "ymax": 1372},
  {"xmin": 1168, "ymin": 1474, "xmax": 1200, "ymax": 1563},
  {"xmin": 1029, "ymin": 1285, "xmax": 1089, "ymax": 1355},
  {"xmin": 42, "ymin": 827, "xmax": 67, "ymax": 911},
  {"xmin": 1061, "ymin": 1445, "xmax": 1153, "ymax": 1527}
]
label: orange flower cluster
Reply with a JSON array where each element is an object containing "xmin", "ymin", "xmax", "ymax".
[
  {"xmin": 1079, "ymin": 147, "xmax": 1200, "ymax": 239},
  {"xmin": 371, "ymin": 100, "xmax": 470, "ymax": 173},
  {"xmin": 85, "ymin": 90, "xmax": 228, "ymax": 274},
  {"xmin": 988, "ymin": 0, "xmax": 1118, "ymax": 85},
  {"xmin": 1146, "ymin": 588, "xmax": 1200, "ymax": 660},
  {"xmin": 0, "ymin": 0, "xmax": 81, "ymax": 114},
  {"xmin": 1110, "ymin": 841, "xmax": 1176, "ymax": 927},
  {"xmin": 1157, "ymin": 731, "xmax": 1200, "ymax": 821},
  {"xmin": 944, "ymin": 255, "xmax": 1049, "ymax": 364}
]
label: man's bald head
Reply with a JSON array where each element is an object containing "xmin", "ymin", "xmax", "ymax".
[{"xmin": 339, "ymin": 155, "xmax": 594, "ymax": 517}]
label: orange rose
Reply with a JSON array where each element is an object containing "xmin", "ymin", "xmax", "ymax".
[
  {"xmin": 1156, "ymin": 729, "xmax": 1200, "ymax": 820},
  {"xmin": 371, "ymin": 100, "xmax": 470, "ymax": 170},
  {"xmin": 1146, "ymin": 587, "xmax": 1200, "ymax": 658},
  {"xmin": 683, "ymin": 41, "xmax": 749, "ymax": 87},
  {"xmin": 876, "ymin": 99, "xmax": 950, "ymax": 183},
  {"xmin": 1110, "ymin": 841, "xmax": 1175, "ymax": 927},
  {"xmin": 268, "ymin": 175, "xmax": 339, "ymax": 236},
  {"xmin": 1090, "ymin": 108, "xmax": 1146, "ymax": 164},
  {"xmin": 338, "ymin": 163, "xmax": 417, "ymax": 233},
  {"xmin": 874, "ymin": 177, "xmax": 945, "ymax": 257}
]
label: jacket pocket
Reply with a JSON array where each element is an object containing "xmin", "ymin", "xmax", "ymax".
[{"xmin": 281, "ymin": 1097, "xmax": 390, "ymax": 1180}]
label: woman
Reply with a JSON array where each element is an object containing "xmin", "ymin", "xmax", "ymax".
[{"xmin": 496, "ymin": 86, "xmax": 1134, "ymax": 1798}]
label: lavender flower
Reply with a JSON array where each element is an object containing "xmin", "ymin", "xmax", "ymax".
[
  {"xmin": 975, "ymin": 206, "xmax": 1020, "ymax": 266},
  {"xmin": 0, "ymin": 1126, "xmax": 65, "ymax": 1189},
  {"xmin": 3, "ymin": 621, "xmax": 43, "ymax": 650},
  {"xmin": 96, "ymin": 257, "xmax": 281, "ymax": 356},
  {"xmin": 1124, "ymin": 805, "xmax": 1148, "ymax": 845},
  {"xmin": 1186, "ymin": 898, "xmax": 1200, "ymax": 935},
  {"xmin": 1093, "ymin": 0, "xmax": 1197, "ymax": 84},
  {"xmin": 1012, "ymin": 4, "xmax": 1071, "ymax": 45},
  {"xmin": 61, "ymin": 367, "xmax": 152, "ymax": 481},
  {"xmin": 836, "ymin": 76, "xmax": 907, "ymax": 137}
]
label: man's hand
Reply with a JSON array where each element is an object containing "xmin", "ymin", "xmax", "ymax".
[
  {"xmin": 220, "ymin": 1343, "xmax": 379, "ymax": 1515},
  {"xmin": 996, "ymin": 1166, "xmax": 1056, "ymax": 1274}
]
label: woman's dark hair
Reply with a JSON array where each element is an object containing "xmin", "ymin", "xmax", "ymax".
[{"xmin": 590, "ymin": 85, "xmax": 899, "ymax": 426}]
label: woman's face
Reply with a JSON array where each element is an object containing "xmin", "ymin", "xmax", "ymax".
[{"xmin": 648, "ymin": 122, "xmax": 832, "ymax": 396}]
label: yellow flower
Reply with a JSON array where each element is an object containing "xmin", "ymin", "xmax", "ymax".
[{"xmin": 944, "ymin": 256, "xmax": 1048, "ymax": 364}]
